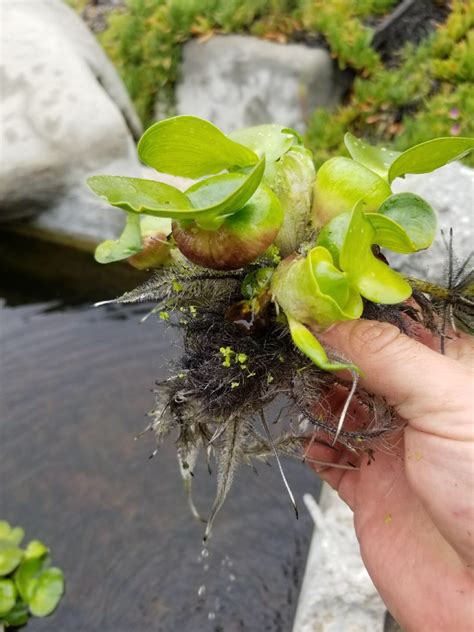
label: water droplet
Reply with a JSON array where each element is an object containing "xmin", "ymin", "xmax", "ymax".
[
  {"xmin": 201, "ymin": 548, "xmax": 209, "ymax": 558},
  {"xmin": 208, "ymin": 611, "xmax": 216, "ymax": 621},
  {"xmin": 229, "ymin": 573, "xmax": 236, "ymax": 582},
  {"xmin": 198, "ymin": 585, "xmax": 206, "ymax": 597}
]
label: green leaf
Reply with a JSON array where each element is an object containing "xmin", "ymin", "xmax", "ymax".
[
  {"xmin": 228, "ymin": 124, "xmax": 299, "ymax": 162},
  {"xmin": 344, "ymin": 132, "xmax": 400, "ymax": 179},
  {"xmin": 183, "ymin": 157, "xmax": 266, "ymax": 229},
  {"xmin": 88, "ymin": 158, "xmax": 265, "ymax": 230},
  {"xmin": 0, "ymin": 522, "xmax": 24, "ymax": 547},
  {"xmin": 316, "ymin": 212, "xmax": 351, "ymax": 267},
  {"xmin": 138, "ymin": 115, "xmax": 258, "ymax": 178},
  {"xmin": 271, "ymin": 247, "xmax": 362, "ymax": 331},
  {"xmin": 29, "ymin": 568, "xmax": 64, "ymax": 618},
  {"xmin": 367, "ymin": 193, "xmax": 437, "ymax": 253},
  {"xmin": 24, "ymin": 541, "xmax": 49, "ymax": 561},
  {"xmin": 0, "ymin": 544, "xmax": 23, "ymax": 577},
  {"xmin": 14, "ymin": 557, "xmax": 44, "ymax": 603},
  {"xmin": 288, "ymin": 317, "xmax": 358, "ymax": 372},
  {"xmin": 87, "ymin": 176, "xmax": 192, "ymax": 216},
  {"xmin": 0, "ymin": 579, "xmax": 16, "ymax": 617},
  {"xmin": 313, "ymin": 156, "xmax": 392, "ymax": 227},
  {"xmin": 388, "ymin": 137, "xmax": 474, "ymax": 183},
  {"xmin": 95, "ymin": 213, "xmax": 142, "ymax": 264},
  {"xmin": 340, "ymin": 205, "xmax": 412, "ymax": 304},
  {"xmin": 2, "ymin": 600, "xmax": 29, "ymax": 627}
]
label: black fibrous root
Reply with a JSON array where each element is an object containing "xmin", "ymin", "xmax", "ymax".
[{"xmin": 117, "ymin": 253, "xmax": 470, "ymax": 536}]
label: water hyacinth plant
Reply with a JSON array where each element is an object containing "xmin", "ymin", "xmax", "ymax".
[
  {"xmin": 0, "ymin": 521, "xmax": 64, "ymax": 630},
  {"xmin": 89, "ymin": 116, "xmax": 474, "ymax": 535}
]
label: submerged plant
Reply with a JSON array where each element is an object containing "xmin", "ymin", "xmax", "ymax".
[
  {"xmin": 88, "ymin": 116, "xmax": 474, "ymax": 535},
  {"xmin": 0, "ymin": 521, "xmax": 64, "ymax": 630}
]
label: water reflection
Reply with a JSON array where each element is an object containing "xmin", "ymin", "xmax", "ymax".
[{"xmin": 0, "ymin": 298, "xmax": 319, "ymax": 631}]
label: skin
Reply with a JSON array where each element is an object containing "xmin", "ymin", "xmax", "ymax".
[{"xmin": 305, "ymin": 319, "xmax": 474, "ymax": 632}]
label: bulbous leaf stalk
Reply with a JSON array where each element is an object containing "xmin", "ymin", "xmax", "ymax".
[
  {"xmin": 264, "ymin": 146, "xmax": 316, "ymax": 257},
  {"xmin": 272, "ymin": 246, "xmax": 363, "ymax": 330},
  {"xmin": 312, "ymin": 156, "xmax": 392, "ymax": 227},
  {"xmin": 173, "ymin": 182, "xmax": 283, "ymax": 271}
]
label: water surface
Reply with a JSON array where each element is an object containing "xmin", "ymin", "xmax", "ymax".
[{"xmin": 0, "ymin": 297, "xmax": 319, "ymax": 631}]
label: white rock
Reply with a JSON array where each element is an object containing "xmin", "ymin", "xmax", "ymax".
[
  {"xmin": 293, "ymin": 486, "xmax": 386, "ymax": 632},
  {"xmin": 391, "ymin": 162, "xmax": 474, "ymax": 282},
  {"xmin": 0, "ymin": 0, "xmax": 142, "ymax": 239},
  {"xmin": 174, "ymin": 35, "xmax": 349, "ymax": 134}
]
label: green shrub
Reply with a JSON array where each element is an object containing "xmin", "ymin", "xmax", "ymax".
[
  {"xmin": 307, "ymin": 0, "xmax": 474, "ymax": 167},
  {"xmin": 92, "ymin": 0, "xmax": 473, "ymax": 166}
]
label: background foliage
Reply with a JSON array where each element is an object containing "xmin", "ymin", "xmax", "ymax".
[{"xmin": 75, "ymin": 0, "xmax": 473, "ymax": 166}]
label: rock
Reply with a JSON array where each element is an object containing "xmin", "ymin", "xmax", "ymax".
[
  {"xmin": 173, "ymin": 35, "xmax": 350, "ymax": 134},
  {"xmin": 0, "ymin": 0, "xmax": 142, "ymax": 238},
  {"xmin": 390, "ymin": 162, "xmax": 474, "ymax": 282},
  {"xmin": 293, "ymin": 487, "xmax": 386, "ymax": 632}
]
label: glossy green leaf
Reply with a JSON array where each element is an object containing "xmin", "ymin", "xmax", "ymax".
[
  {"xmin": 95, "ymin": 213, "xmax": 142, "ymax": 264},
  {"xmin": 89, "ymin": 159, "xmax": 265, "ymax": 230},
  {"xmin": 138, "ymin": 115, "xmax": 258, "ymax": 177},
  {"xmin": 2, "ymin": 600, "xmax": 29, "ymax": 627},
  {"xmin": 344, "ymin": 132, "xmax": 400, "ymax": 179},
  {"xmin": 367, "ymin": 193, "xmax": 437, "ymax": 253},
  {"xmin": 183, "ymin": 157, "xmax": 266, "ymax": 229},
  {"xmin": 271, "ymin": 247, "xmax": 362, "ymax": 331},
  {"xmin": 14, "ymin": 557, "xmax": 43, "ymax": 603},
  {"xmin": 316, "ymin": 212, "xmax": 351, "ymax": 267},
  {"xmin": 87, "ymin": 176, "xmax": 192, "ymax": 216},
  {"xmin": 340, "ymin": 205, "xmax": 412, "ymax": 304},
  {"xmin": 241, "ymin": 268, "xmax": 273, "ymax": 299},
  {"xmin": 0, "ymin": 579, "xmax": 16, "ymax": 616},
  {"xmin": 313, "ymin": 156, "xmax": 392, "ymax": 227},
  {"xmin": 288, "ymin": 317, "xmax": 358, "ymax": 372},
  {"xmin": 0, "ymin": 522, "xmax": 24, "ymax": 547},
  {"xmin": 228, "ymin": 124, "xmax": 299, "ymax": 162},
  {"xmin": 388, "ymin": 137, "xmax": 474, "ymax": 182},
  {"xmin": 29, "ymin": 568, "xmax": 64, "ymax": 617},
  {"xmin": 0, "ymin": 544, "xmax": 23, "ymax": 577},
  {"xmin": 24, "ymin": 541, "xmax": 49, "ymax": 561}
]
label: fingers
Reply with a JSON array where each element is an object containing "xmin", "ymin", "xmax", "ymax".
[
  {"xmin": 304, "ymin": 435, "xmax": 361, "ymax": 509},
  {"xmin": 319, "ymin": 320, "xmax": 473, "ymax": 439}
]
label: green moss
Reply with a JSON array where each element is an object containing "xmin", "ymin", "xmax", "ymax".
[
  {"xmin": 91, "ymin": 0, "xmax": 472, "ymax": 166},
  {"xmin": 307, "ymin": 1, "xmax": 474, "ymax": 167},
  {"xmin": 99, "ymin": 0, "xmax": 396, "ymax": 123}
]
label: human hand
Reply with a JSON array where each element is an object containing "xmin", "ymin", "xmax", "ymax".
[{"xmin": 305, "ymin": 319, "xmax": 474, "ymax": 632}]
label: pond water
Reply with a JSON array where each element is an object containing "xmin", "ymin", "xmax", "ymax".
[{"xmin": 0, "ymin": 278, "xmax": 320, "ymax": 631}]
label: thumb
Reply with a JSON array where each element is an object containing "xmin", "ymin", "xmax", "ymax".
[{"xmin": 319, "ymin": 319, "xmax": 472, "ymax": 439}]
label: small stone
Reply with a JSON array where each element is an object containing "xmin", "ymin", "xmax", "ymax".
[{"xmin": 173, "ymin": 35, "xmax": 350, "ymax": 134}]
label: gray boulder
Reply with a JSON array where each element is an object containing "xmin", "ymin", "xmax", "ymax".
[
  {"xmin": 173, "ymin": 35, "xmax": 350, "ymax": 134},
  {"xmin": 391, "ymin": 162, "xmax": 473, "ymax": 282},
  {"xmin": 0, "ymin": 0, "xmax": 142, "ymax": 239}
]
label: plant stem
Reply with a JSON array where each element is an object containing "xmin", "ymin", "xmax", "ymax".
[{"xmin": 405, "ymin": 276, "xmax": 451, "ymax": 300}]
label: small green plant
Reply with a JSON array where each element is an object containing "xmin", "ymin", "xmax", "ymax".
[
  {"xmin": 88, "ymin": 116, "xmax": 473, "ymax": 534},
  {"xmin": 0, "ymin": 521, "xmax": 64, "ymax": 630},
  {"xmin": 88, "ymin": 116, "xmax": 473, "ymax": 372}
]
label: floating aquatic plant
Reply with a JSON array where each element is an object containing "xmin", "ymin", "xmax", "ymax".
[
  {"xmin": 0, "ymin": 521, "xmax": 64, "ymax": 630},
  {"xmin": 88, "ymin": 117, "xmax": 474, "ymax": 536}
]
